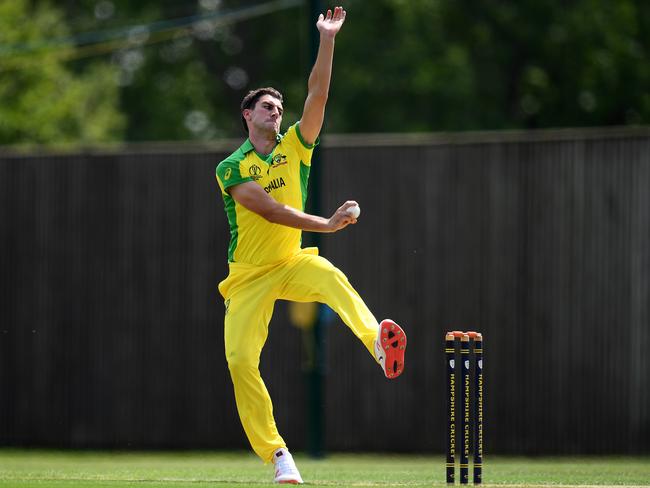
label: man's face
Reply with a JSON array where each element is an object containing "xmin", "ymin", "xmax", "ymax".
[{"xmin": 244, "ymin": 94, "xmax": 283, "ymax": 136}]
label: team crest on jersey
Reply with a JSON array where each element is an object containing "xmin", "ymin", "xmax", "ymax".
[
  {"xmin": 271, "ymin": 153, "xmax": 288, "ymax": 168},
  {"xmin": 249, "ymin": 164, "xmax": 262, "ymax": 180}
]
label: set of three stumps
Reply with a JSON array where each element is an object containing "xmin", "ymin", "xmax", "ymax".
[{"xmin": 445, "ymin": 331, "xmax": 483, "ymax": 484}]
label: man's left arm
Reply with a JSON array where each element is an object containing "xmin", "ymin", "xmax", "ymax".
[{"xmin": 299, "ymin": 6, "xmax": 346, "ymax": 146}]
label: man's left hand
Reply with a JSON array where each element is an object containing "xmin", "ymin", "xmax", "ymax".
[{"xmin": 316, "ymin": 6, "xmax": 346, "ymax": 39}]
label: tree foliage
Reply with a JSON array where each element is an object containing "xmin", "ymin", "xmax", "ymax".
[
  {"xmin": 3, "ymin": 0, "xmax": 650, "ymax": 144},
  {"xmin": 0, "ymin": 0, "xmax": 124, "ymax": 144}
]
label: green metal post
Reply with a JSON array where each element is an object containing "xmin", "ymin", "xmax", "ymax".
[{"xmin": 305, "ymin": 0, "xmax": 325, "ymax": 459}]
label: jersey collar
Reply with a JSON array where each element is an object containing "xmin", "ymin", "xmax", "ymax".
[
  {"xmin": 239, "ymin": 133, "xmax": 282, "ymax": 155},
  {"xmin": 239, "ymin": 139, "xmax": 255, "ymax": 154}
]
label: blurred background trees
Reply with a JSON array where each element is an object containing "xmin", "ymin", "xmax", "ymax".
[
  {"xmin": 1, "ymin": 0, "xmax": 649, "ymax": 144},
  {"xmin": 0, "ymin": 0, "xmax": 124, "ymax": 144}
]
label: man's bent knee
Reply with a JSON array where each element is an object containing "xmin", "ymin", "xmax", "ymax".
[
  {"xmin": 318, "ymin": 266, "xmax": 351, "ymax": 293},
  {"xmin": 226, "ymin": 352, "xmax": 260, "ymax": 375}
]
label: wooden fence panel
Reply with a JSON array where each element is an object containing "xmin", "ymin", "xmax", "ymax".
[{"xmin": 1, "ymin": 129, "xmax": 649, "ymax": 453}]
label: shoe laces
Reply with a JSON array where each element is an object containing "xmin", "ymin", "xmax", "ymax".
[
  {"xmin": 274, "ymin": 449, "xmax": 300, "ymax": 478},
  {"xmin": 374, "ymin": 338, "xmax": 386, "ymax": 370}
]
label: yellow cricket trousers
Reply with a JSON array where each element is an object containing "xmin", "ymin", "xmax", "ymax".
[{"xmin": 218, "ymin": 247, "xmax": 379, "ymax": 462}]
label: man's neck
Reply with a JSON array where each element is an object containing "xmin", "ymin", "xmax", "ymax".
[{"xmin": 248, "ymin": 131, "xmax": 278, "ymax": 156}]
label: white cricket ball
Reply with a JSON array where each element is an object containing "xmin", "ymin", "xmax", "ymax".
[{"xmin": 347, "ymin": 204, "xmax": 361, "ymax": 219}]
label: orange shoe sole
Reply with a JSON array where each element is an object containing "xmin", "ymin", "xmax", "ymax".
[{"xmin": 378, "ymin": 319, "xmax": 407, "ymax": 379}]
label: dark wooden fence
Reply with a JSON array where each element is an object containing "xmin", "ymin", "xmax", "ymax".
[{"xmin": 1, "ymin": 127, "xmax": 649, "ymax": 454}]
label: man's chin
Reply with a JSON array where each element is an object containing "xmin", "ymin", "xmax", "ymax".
[{"xmin": 253, "ymin": 123, "xmax": 280, "ymax": 138}]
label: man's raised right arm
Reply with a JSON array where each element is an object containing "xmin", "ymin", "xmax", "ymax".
[{"xmin": 229, "ymin": 181, "xmax": 357, "ymax": 233}]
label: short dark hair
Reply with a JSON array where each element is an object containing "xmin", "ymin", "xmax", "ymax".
[{"xmin": 240, "ymin": 87, "xmax": 283, "ymax": 133}]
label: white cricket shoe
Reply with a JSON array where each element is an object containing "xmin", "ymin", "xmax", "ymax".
[
  {"xmin": 373, "ymin": 319, "xmax": 407, "ymax": 379},
  {"xmin": 273, "ymin": 448, "xmax": 303, "ymax": 484}
]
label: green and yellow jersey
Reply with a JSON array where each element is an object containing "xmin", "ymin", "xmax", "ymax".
[{"xmin": 216, "ymin": 122, "xmax": 318, "ymax": 265}]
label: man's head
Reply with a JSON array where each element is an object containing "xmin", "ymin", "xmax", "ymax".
[{"xmin": 240, "ymin": 87, "xmax": 284, "ymax": 135}]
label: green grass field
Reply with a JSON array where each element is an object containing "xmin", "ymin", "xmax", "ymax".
[{"xmin": 0, "ymin": 450, "xmax": 649, "ymax": 487}]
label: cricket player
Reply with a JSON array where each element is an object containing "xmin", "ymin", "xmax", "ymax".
[{"xmin": 215, "ymin": 7, "xmax": 407, "ymax": 484}]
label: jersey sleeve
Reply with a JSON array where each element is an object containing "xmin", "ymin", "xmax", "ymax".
[
  {"xmin": 216, "ymin": 157, "xmax": 252, "ymax": 195},
  {"xmin": 283, "ymin": 122, "xmax": 319, "ymax": 167}
]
